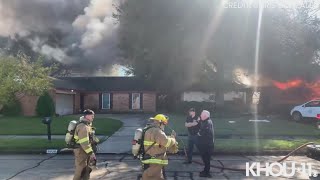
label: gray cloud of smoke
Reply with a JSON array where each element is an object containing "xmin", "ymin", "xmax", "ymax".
[{"xmin": 0, "ymin": 0, "xmax": 120, "ymax": 72}]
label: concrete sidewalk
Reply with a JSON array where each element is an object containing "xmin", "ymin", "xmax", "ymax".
[{"xmin": 98, "ymin": 114, "xmax": 148, "ymax": 154}]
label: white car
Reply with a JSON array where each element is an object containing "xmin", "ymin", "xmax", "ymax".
[{"xmin": 290, "ymin": 100, "xmax": 320, "ymax": 121}]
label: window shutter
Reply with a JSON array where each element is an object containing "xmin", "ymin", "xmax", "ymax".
[
  {"xmin": 110, "ymin": 93, "xmax": 113, "ymax": 109},
  {"xmin": 140, "ymin": 93, "xmax": 143, "ymax": 110},
  {"xmin": 129, "ymin": 93, "xmax": 132, "ymax": 109}
]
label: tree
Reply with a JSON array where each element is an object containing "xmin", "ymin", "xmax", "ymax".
[
  {"xmin": 36, "ymin": 91, "xmax": 55, "ymax": 117},
  {"xmin": 0, "ymin": 54, "xmax": 53, "ymax": 108}
]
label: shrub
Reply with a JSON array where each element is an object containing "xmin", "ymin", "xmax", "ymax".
[
  {"xmin": 0, "ymin": 99, "xmax": 22, "ymax": 116},
  {"xmin": 36, "ymin": 92, "xmax": 55, "ymax": 117}
]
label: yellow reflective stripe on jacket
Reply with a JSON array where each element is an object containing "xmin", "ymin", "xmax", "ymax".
[
  {"xmin": 165, "ymin": 138, "xmax": 172, "ymax": 148},
  {"xmin": 74, "ymin": 135, "xmax": 79, "ymax": 141},
  {"xmin": 144, "ymin": 141, "xmax": 159, "ymax": 146},
  {"xmin": 78, "ymin": 137, "xmax": 89, "ymax": 144},
  {"xmin": 84, "ymin": 147, "xmax": 93, "ymax": 153},
  {"xmin": 141, "ymin": 158, "xmax": 168, "ymax": 165}
]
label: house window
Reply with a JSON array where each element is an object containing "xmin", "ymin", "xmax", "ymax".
[
  {"xmin": 252, "ymin": 92, "xmax": 260, "ymax": 105},
  {"xmin": 132, "ymin": 93, "xmax": 141, "ymax": 109},
  {"xmin": 102, "ymin": 93, "xmax": 111, "ymax": 109}
]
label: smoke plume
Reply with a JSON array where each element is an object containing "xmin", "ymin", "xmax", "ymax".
[{"xmin": 0, "ymin": 0, "xmax": 120, "ymax": 74}]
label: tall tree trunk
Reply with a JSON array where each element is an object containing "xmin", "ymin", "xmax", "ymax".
[{"xmin": 215, "ymin": 60, "xmax": 224, "ymax": 107}]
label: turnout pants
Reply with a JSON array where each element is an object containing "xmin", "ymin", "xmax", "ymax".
[
  {"xmin": 142, "ymin": 164, "xmax": 165, "ymax": 180},
  {"xmin": 73, "ymin": 148, "xmax": 92, "ymax": 180}
]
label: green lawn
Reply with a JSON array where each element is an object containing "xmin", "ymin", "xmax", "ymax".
[
  {"xmin": 167, "ymin": 114, "xmax": 320, "ymax": 137},
  {"xmin": 177, "ymin": 139, "xmax": 320, "ymax": 153},
  {"xmin": 0, "ymin": 115, "xmax": 123, "ymax": 136}
]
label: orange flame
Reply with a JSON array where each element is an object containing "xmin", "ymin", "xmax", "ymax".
[
  {"xmin": 306, "ymin": 81, "xmax": 320, "ymax": 99},
  {"xmin": 272, "ymin": 79, "xmax": 303, "ymax": 90},
  {"xmin": 272, "ymin": 79, "xmax": 320, "ymax": 100}
]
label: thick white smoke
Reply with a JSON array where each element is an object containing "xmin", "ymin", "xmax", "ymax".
[
  {"xmin": 72, "ymin": 0, "xmax": 119, "ymax": 64},
  {"xmin": 0, "ymin": 0, "xmax": 120, "ymax": 73}
]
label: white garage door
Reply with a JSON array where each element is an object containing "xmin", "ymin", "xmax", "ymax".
[{"xmin": 56, "ymin": 94, "xmax": 74, "ymax": 115}]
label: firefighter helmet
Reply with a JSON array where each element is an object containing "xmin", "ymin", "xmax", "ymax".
[{"xmin": 150, "ymin": 114, "xmax": 169, "ymax": 125}]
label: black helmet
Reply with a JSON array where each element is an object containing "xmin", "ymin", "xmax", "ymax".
[{"xmin": 83, "ymin": 109, "xmax": 94, "ymax": 115}]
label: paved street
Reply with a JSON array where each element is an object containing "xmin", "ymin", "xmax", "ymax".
[{"xmin": 0, "ymin": 154, "xmax": 319, "ymax": 180}]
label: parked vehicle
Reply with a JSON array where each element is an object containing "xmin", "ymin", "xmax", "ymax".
[{"xmin": 290, "ymin": 99, "xmax": 320, "ymax": 121}]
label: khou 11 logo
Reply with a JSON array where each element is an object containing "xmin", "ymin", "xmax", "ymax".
[{"xmin": 246, "ymin": 162, "xmax": 319, "ymax": 177}]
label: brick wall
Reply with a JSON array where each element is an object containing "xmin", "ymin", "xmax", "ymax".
[
  {"xmin": 19, "ymin": 89, "xmax": 56, "ymax": 116},
  {"xmin": 18, "ymin": 91, "xmax": 157, "ymax": 116},
  {"xmin": 83, "ymin": 93, "xmax": 99, "ymax": 111},
  {"xmin": 112, "ymin": 93, "xmax": 129, "ymax": 112},
  {"xmin": 143, "ymin": 93, "xmax": 156, "ymax": 112}
]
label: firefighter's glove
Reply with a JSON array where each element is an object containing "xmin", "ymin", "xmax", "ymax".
[
  {"xmin": 170, "ymin": 130, "xmax": 176, "ymax": 138},
  {"xmin": 168, "ymin": 142, "xmax": 179, "ymax": 154},
  {"xmin": 89, "ymin": 153, "xmax": 97, "ymax": 167},
  {"xmin": 90, "ymin": 153, "xmax": 96, "ymax": 161},
  {"xmin": 172, "ymin": 142, "xmax": 179, "ymax": 154}
]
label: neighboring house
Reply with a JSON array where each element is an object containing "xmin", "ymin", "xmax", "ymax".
[{"xmin": 19, "ymin": 77, "xmax": 156, "ymax": 116}]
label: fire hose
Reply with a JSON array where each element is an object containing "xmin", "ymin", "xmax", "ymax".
[{"xmin": 167, "ymin": 125, "xmax": 316, "ymax": 172}]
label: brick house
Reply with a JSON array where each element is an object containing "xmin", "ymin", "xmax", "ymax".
[{"xmin": 19, "ymin": 77, "xmax": 156, "ymax": 116}]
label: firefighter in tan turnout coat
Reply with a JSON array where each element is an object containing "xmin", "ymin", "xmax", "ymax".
[
  {"xmin": 73, "ymin": 109, "xmax": 99, "ymax": 180},
  {"xmin": 142, "ymin": 114, "xmax": 179, "ymax": 180}
]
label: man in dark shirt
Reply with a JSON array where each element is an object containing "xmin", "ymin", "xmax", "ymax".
[
  {"xmin": 196, "ymin": 110, "xmax": 214, "ymax": 178},
  {"xmin": 184, "ymin": 108, "xmax": 199, "ymax": 164}
]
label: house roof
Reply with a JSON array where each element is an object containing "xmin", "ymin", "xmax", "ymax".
[
  {"xmin": 53, "ymin": 77, "xmax": 155, "ymax": 92},
  {"xmin": 53, "ymin": 78, "xmax": 80, "ymax": 90}
]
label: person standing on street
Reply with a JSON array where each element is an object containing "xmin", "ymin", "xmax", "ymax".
[
  {"xmin": 73, "ymin": 109, "xmax": 98, "ymax": 180},
  {"xmin": 196, "ymin": 110, "xmax": 214, "ymax": 178},
  {"xmin": 184, "ymin": 108, "xmax": 200, "ymax": 164}
]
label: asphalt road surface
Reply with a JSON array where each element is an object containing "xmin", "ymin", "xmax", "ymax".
[{"xmin": 0, "ymin": 154, "xmax": 319, "ymax": 180}]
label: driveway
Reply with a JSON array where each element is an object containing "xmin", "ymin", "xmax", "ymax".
[{"xmin": 96, "ymin": 114, "xmax": 149, "ymax": 154}]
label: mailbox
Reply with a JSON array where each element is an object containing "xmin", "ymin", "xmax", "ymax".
[
  {"xmin": 42, "ymin": 117, "xmax": 52, "ymax": 124},
  {"xmin": 42, "ymin": 117, "xmax": 52, "ymax": 141}
]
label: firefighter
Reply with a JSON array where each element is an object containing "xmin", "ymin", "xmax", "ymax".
[
  {"xmin": 142, "ymin": 114, "xmax": 179, "ymax": 180},
  {"xmin": 73, "ymin": 109, "xmax": 98, "ymax": 180}
]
